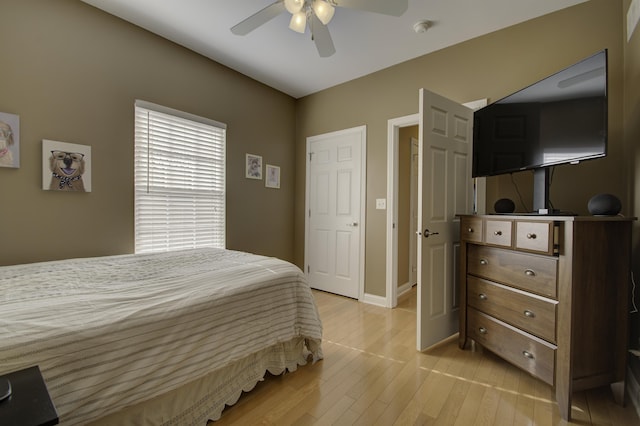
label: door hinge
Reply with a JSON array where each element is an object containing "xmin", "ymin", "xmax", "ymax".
[
  {"xmin": 307, "ymin": 265, "xmax": 310, "ymax": 274},
  {"xmin": 309, "ymin": 152, "xmax": 314, "ymax": 161}
]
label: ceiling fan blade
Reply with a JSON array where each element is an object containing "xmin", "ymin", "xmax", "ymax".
[
  {"xmin": 231, "ymin": 1, "xmax": 286, "ymax": 35},
  {"xmin": 336, "ymin": 0, "xmax": 408, "ymax": 16},
  {"xmin": 310, "ymin": 14, "xmax": 336, "ymax": 57}
]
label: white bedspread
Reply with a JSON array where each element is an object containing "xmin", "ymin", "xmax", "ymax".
[{"xmin": 0, "ymin": 248, "xmax": 323, "ymax": 425}]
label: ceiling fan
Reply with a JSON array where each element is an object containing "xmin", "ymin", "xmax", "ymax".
[{"xmin": 231, "ymin": 0, "xmax": 409, "ymax": 57}]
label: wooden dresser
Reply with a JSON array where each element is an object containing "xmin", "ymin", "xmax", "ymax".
[{"xmin": 458, "ymin": 214, "xmax": 633, "ymax": 421}]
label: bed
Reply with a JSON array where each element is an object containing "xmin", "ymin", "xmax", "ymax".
[{"xmin": 0, "ymin": 248, "xmax": 323, "ymax": 425}]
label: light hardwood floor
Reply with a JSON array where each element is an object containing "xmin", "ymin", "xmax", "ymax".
[{"xmin": 214, "ymin": 287, "xmax": 639, "ymax": 425}]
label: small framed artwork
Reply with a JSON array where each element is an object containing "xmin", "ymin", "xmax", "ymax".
[
  {"xmin": 42, "ymin": 139, "xmax": 92, "ymax": 192},
  {"xmin": 246, "ymin": 153, "xmax": 262, "ymax": 179},
  {"xmin": 265, "ymin": 164, "xmax": 280, "ymax": 189},
  {"xmin": 0, "ymin": 111, "xmax": 20, "ymax": 168}
]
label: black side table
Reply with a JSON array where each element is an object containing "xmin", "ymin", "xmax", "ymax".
[{"xmin": 0, "ymin": 366, "xmax": 58, "ymax": 426}]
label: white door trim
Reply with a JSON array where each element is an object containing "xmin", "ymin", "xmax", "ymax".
[
  {"xmin": 386, "ymin": 114, "xmax": 419, "ymax": 308},
  {"xmin": 305, "ymin": 125, "xmax": 367, "ymax": 301},
  {"xmin": 408, "ymin": 137, "xmax": 419, "ymax": 288}
]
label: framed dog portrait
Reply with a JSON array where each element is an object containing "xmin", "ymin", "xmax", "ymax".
[
  {"xmin": 0, "ymin": 112, "xmax": 20, "ymax": 168},
  {"xmin": 42, "ymin": 140, "xmax": 92, "ymax": 192},
  {"xmin": 245, "ymin": 153, "xmax": 262, "ymax": 180}
]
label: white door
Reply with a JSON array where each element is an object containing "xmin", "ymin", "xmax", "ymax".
[
  {"xmin": 417, "ymin": 89, "xmax": 474, "ymax": 351},
  {"xmin": 305, "ymin": 126, "xmax": 366, "ymax": 299}
]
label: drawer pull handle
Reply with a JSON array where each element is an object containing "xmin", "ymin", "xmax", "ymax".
[
  {"xmin": 494, "ymin": 230, "xmax": 502, "ymax": 236},
  {"xmin": 478, "ymin": 327, "xmax": 487, "ymax": 334},
  {"xmin": 479, "ymin": 293, "xmax": 488, "ymax": 301},
  {"xmin": 524, "ymin": 269, "xmax": 536, "ymax": 277},
  {"xmin": 522, "ymin": 351, "xmax": 535, "ymax": 360},
  {"xmin": 524, "ymin": 310, "xmax": 536, "ymax": 318},
  {"xmin": 526, "ymin": 233, "xmax": 537, "ymax": 239},
  {"xmin": 468, "ymin": 228, "xmax": 474, "ymax": 233},
  {"xmin": 480, "ymin": 259, "xmax": 488, "ymax": 266}
]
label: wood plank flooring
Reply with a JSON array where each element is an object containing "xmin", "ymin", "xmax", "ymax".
[{"xmin": 213, "ymin": 287, "xmax": 639, "ymax": 425}]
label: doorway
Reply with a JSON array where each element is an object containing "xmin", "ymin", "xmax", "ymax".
[
  {"xmin": 385, "ymin": 114, "xmax": 419, "ymax": 308},
  {"xmin": 397, "ymin": 132, "xmax": 419, "ymax": 298},
  {"xmin": 386, "ymin": 100, "xmax": 487, "ymax": 311}
]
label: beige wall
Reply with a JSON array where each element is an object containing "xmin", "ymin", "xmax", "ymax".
[
  {"xmin": 624, "ymin": 0, "xmax": 640, "ymax": 352},
  {"xmin": 0, "ymin": 0, "xmax": 297, "ymax": 266},
  {"xmin": 294, "ymin": 0, "xmax": 625, "ymax": 297}
]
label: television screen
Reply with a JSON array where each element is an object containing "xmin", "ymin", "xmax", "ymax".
[{"xmin": 472, "ymin": 49, "xmax": 608, "ymax": 178}]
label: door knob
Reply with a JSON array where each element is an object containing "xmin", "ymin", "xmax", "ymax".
[
  {"xmin": 346, "ymin": 222, "xmax": 358, "ymax": 227},
  {"xmin": 423, "ymin": 229, "xmax": 439, "ymax": 238}
]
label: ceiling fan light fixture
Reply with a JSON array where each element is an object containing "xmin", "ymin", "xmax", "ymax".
[
  {"xmin": 284, "ymin": 0, "xmax": 304, "ymax": 14},
  {"xmin": 312, "ymin": 0, "xmax": 335, "ymax": 25},
  {"xmin": 289, "ymin": 11, "xmax": 307, "ymax": 33}
]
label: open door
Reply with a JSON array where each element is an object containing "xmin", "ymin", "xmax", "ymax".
[{"xmin": 417, "ymin": 89, "xmax": 474, "ymax": 351}]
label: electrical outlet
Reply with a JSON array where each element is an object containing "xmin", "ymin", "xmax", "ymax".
[{"xmin": 376, "ymin": 198, "xmax": 386, "ymax": 210}]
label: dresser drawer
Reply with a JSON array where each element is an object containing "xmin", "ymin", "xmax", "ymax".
[
  {"xmin": 467, "ymin": 276, "xmax": 557, "ymax": 343},
  {"xmin": 467, "ymin": 245, "xmax": 557, "ymax": 298},
  {"xmin": 468, "ymin": 308, "xmax": 556, "ymax": 386},
  {"xmin": 515, "ymin": 221, "xmax": 554, "ymax": 254},
  {"xmin": 485, "ymin": 220, "xmax": 512, "ymax": 247},
  {"xmin": 461, "ymin": 216, "xmax": 483, "ymax": 243}
]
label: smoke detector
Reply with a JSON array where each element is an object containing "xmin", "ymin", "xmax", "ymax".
[{"xmin": 413, "ymin": 20, "xmax": 431, "ymax": 33}]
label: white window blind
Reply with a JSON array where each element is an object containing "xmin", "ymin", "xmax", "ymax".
[{"xmin": 134, "ymin": 100, "xmax": 226, "ymax": 253}]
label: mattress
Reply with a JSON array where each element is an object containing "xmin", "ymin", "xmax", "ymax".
[{"xmin": 0, "ymin": 248, "xmax": 323, "ymax": 425}]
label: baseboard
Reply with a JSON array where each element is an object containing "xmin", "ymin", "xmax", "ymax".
[
  {"xmin": 628, "ymin": 365, "xmax": 640, "ymax": 420},
  {"xmin": 397, "ymin": 281, "xmax": 414, "ymax": 297},
  {"xmin": 362, "ymin": 292, "xmax": 387, "ymax": 307},
  {"xmin": 364, "ymin": 283, "xmax": 415, "ymax": 308}
]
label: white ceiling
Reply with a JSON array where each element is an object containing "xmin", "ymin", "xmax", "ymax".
[{"xmin": 80, "ymin": 0, "xmax": 587, "ymax": 99}]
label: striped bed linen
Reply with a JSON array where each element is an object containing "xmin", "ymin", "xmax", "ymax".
[{"xmin": 0, "ymin": 248, "xmax": 323, "ymax": 425}]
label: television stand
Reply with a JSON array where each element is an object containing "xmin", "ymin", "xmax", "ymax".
[
  {"xmin": 532, "ymin": 168, "xmax": 552, "ymax": 212},
  {"xmin": 491, "ymin": 210, "xmax": 577, "ymax": 216},
  {"xmin": 531, "ymin": 209, "xmax": 577, "ymax": 216}
]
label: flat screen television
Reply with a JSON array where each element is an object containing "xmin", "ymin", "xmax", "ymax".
[{"xmin": 472, "ymin": 49, "xmax": 608, "ymax": 213}]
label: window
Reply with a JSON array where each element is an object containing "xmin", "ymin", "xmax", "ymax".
[{"xmin": 134, "ymin": 100, "xmax": 226, "ymax": 253}]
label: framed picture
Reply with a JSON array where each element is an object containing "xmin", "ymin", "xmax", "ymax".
[
  {"xmin": 0, "ymin": 112, "xmax": 20, "ymax": 168},
  {"xmin": 245, "ymin": 153, "xmax": 262, "ymax": 179},
  {"xmin": 42, "ymin": 140, "xmax": 92, "ymax": 192},
  {"xmin": 265, "ymin": 164, "xmax": 280, "ymax": 189}
]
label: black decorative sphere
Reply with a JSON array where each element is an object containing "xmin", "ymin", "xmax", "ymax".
[
  {"xmin": 494, "ymin": 198, "xmax": 515, "ymax": 214},
  {"xmin": 587, "ymin": 193, "xmax": 621, "ymax": 216}
]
